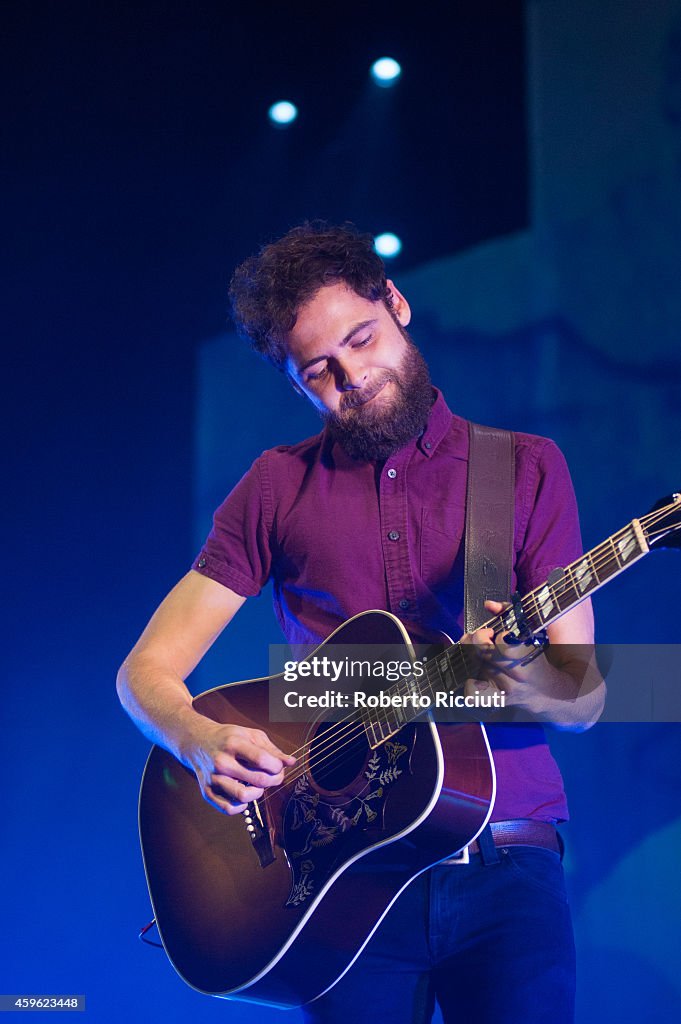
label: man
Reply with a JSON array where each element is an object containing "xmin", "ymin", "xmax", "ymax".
[{"xmin": 117, "ymin": 222, "xmax": 603, "ymax": 1023}]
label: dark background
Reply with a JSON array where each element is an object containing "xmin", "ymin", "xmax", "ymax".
[
  {"xmin": 3, "ymin": 0, "xmax": 526, "ymax": 669},
  {"xmin": 3, "ymin": 2, "xmax": 679, "ymax": 1022}
]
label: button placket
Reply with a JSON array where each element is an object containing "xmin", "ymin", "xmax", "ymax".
[{"xmin": 379, "ymin": 452, "xmax": 419, "ymax": 621}]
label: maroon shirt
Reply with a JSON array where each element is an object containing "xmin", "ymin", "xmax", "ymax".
[{"xmin": 193, "ymin": 389, "xmax": 583, "ymax": 822}]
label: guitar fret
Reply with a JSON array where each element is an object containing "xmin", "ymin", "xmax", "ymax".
[
  {"xmin": 366, "ymin": 514, "xmax": 662, "ymax": 749},
  {"xmin": 433, "ymin": 652, "xmax": 453, "ymax": 691},
  {"xmin": 609, "ymin": 536, "xmax": 623, "ymax": 569},
  {"xmin": 534, "ymin": 584, "xmax": 555, "ymax": 623},
  {"xmin": 432, "ymin": 644, "xmax": 478, "ymax": 709},
  {"xmin": 374, "ymin": 716, "xmax": 390, "ymax": 742},
  {"xmin": 600, "ymin": 541, "xmax": 621, "ymax": 582},
  {"xmin": 556, "ymin": 569, "xmax": 581, "ymax": 613},
  {"xmin": 364, "ymin": 664, "xmax": 441, "ymax": 746},
  {"xmin": 522, "ymin": 603, "xmax": 545, "ymax": 634},
  {"xmin": 387, "ymin": 707, "xmax": 405, "ymax": 732},
  {"xmin": 573, "ymin": 554, "xmax": 597, "ymax": 595},
  {"xmin": 616, "ymin": 526, "xmax": 641, "ymax": 564},
  {"xmin": 364, "ymin": 504, "xmax": 681, "ymax": 755},
  {"xmin": 545, "ymin": 574, "xmax": 571, "ymax": 616}
]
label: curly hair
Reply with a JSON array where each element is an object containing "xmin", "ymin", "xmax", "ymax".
[{"xmin": 229, "ymin": 221, "xmax": 392, "ymax": 369}]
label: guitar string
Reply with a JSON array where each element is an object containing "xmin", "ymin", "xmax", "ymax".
[
  {"xmin": 250, "ymin": 522, "xmax": 677, "ymax": 809},
  {"xmin": 265, "ymin": 503, "xmax": 680, "ymax": 783},
  {"xmin": 251, "ymin": 504, "xmax": 681, "ymax": 803},
  {"xmin": 510, "ymin": 507, "xmax": 677, "ymax": 631},
  {"xmin": 258, "ymin": 643, "xmax": 484, "ymax": 801},
  {"xmin": 265, "ymin": 505, "xmax": 681, "ymax": 796},
  {"xmin": 248, "ymin": 503, "xmax": 680, "ymax": 806}
]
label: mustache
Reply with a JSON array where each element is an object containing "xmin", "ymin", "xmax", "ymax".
[{"xmin": 340, "ymin": 374, "xmax": 396, "ymax": 412}]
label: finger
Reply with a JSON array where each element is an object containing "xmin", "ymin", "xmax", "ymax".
[
  {"xmin": 225, "ymin": 736, "xmax": 289, "ymax": 776},
  {"xmin": 202, "ymin": 783, "xmax": 246, "ymax": 816},
  {"xmin": 461, "ymin": 626, "xmax": 494, "ymax": 647},
  {"xmin": 210, "ymin": 774, "xmax": 265, "ymax": 806},
  {"xmin": 251, "ymin": 729, "xmax": 297, "ymax": 766},
  {"xmin": 264, "ymin": 740, "xmax": 296, "ymax": 766},
  {"xmin": 471, "ymin": 627, "xmax": 496, "ymax": 652},
  {"xmin": 484, "ymin": 599, "xmax": 510, "ymax": 613},
  {"xmin": 234, "ymin": 764, "xmax": 286, "ymax": 788},
  {"xmin": 213, "ymin": 751, "xmax": 285, "ymax": 788}
]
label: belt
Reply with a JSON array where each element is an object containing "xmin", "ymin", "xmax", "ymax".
[{"xmin": 443, "ymin": 819, "xmax": 561, "ymax": 865}]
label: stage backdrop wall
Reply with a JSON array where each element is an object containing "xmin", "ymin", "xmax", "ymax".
[{"xmin": 194, "ymin": 3, "xmax": 681, "ymax": 1021}]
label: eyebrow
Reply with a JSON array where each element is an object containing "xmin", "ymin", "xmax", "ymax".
[{"xmin": 297, "ymin": 319, "xmax": 378, "ymax": 374}]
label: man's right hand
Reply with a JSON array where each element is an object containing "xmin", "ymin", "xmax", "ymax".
[
  {"xmin": 117, "ymin": 572, "xmax": 298, "ymax": 815},
  {"xmin": 183, "ymin": 721, "xmax": 296, "ymax": 815}
]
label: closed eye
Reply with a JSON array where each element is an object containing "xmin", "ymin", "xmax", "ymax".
[
  {"xmin": 304, "ymin": 333, "xmax": 372, "ymax": 384},
  {"xmin": 305, "ymin": 364, "xmax": 329, "ymax": 383}
]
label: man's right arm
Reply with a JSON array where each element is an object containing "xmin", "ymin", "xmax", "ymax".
[{"xmin": 116, "ymin": 569, "xmax": 295, "ymax": 815}]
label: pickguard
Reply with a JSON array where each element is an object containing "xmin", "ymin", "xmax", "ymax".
[{"xmin": 282, "ymin": 736, "xmax": 412, "ymax": 907}]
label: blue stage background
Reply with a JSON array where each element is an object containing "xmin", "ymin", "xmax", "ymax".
[{"xmin": 3, "ymin": 2, "xmax": 680, "ymax": 1021}]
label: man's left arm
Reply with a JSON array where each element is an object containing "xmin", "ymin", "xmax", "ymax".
[{"xmin": 472, "ymin": 598, "xmax": 605, "ymax": 732}]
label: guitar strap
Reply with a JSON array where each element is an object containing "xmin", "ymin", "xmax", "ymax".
[{"xmin": 464, "ymin": 421, "xmax": 515, "ymax": 634}]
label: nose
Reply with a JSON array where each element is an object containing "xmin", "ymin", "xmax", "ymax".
[{"xmin": 337, "ymin": 360, "xmax": 366, "ymax": 391}]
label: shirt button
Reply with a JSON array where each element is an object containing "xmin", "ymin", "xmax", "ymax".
[
  {"xmin": 398, "ymin": 598, "xmax": 409, "ymax": 611},
  {"xmin": 387, "ymin": 468, "xmax": 397, "ymax": 479},
  {"xmin": 424, "ymin": 441, "xmax": 432, "ymax": 450},
  {"xmin": 198, "ymin": 557, "xmax": 207, "ymax": 568},
  {"xmin": 388, "ymin": 530, "xmax": 400, "ymax": 542}
]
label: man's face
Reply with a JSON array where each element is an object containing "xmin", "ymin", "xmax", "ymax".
[{"xmin": 284, "ymin": 281, "xmax": 433, "ymax": 460}]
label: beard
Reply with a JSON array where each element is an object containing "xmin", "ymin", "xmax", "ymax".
[{"xmin": 323, "ymin": 337, "xmax": 434, "ymax": 462}]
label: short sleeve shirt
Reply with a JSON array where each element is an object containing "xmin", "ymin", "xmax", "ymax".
[{"xmin": 193, "ymin": 389, "xmax": 584, "ymax": 822}]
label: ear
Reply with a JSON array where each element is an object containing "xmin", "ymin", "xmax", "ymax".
[{"xmin": 386, "ymin": 279, "xmax": 411, "ymax": 326}]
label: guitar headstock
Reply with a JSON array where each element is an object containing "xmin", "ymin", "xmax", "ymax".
[{"xmin": 641, "ymin": 493, "xmax": 681, "ymax": 550}]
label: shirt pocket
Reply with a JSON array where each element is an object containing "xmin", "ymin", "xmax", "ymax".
[{"xmin": 419, "ymin": 505, "xmax": 466, "ymax": 586}]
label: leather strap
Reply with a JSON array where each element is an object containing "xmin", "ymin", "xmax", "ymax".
[{"xmin": 464, "ymin": 422, "xmax": 515, "ymax": 633}]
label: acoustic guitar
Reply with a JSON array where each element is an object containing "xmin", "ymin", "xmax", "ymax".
[{"xmin": 138, "ymin": 494, "xmax": 680, "ymax": 1007}]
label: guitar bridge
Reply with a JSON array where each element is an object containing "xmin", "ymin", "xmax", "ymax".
[{"xmin": 243, "ymin": 800, "xmax": 276, "ymax": 868}]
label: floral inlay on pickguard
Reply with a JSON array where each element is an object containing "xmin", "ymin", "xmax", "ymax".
[{"xmin": 283, "ymin": 738, "xmax": 410, "ymax": 907}]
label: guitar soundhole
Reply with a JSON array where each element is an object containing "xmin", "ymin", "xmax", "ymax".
[{"xmin": 307, "ymin": 721, "xmax": 369, "ymax": 792}]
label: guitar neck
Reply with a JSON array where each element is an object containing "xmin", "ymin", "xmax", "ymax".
[
  {"xmin": 363, "ymin": 516, "xmax": 651, "ymax": 748},
  {"xmin": 487, "ymin": 517, "xmax": 649, "ymax": 637}
]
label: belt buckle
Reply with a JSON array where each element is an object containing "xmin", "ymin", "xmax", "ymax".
[{"xmin": 444, "ymin": 845, "xmax": 470, "ymax": 865}]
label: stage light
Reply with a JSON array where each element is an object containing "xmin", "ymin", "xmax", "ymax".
[
  {"xmin": 374, "ymin": 233, "xmax": 402, "ymax": 258},
  {"xmin": 268, "ymin": 101, "xmax": 298, "ymax": 126},
  {"xmin": 370, "ymin": 58, "xmax": 402, "ymax": 86}
]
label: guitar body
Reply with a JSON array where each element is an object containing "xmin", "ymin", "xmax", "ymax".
[
  {"xmin": 139, "ymin": 610, "xmax": 495, "ymax": 1007},
  {"xmin": 138, "ymin": 495, "xmax": 681, "ymax": 1006}
]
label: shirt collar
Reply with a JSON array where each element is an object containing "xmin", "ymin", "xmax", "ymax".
[{"xmin": 417, "ymin": 386, "xmax": 464, "ymax": 458}]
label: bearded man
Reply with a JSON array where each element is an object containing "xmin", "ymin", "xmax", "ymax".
[{"xmin": 117, "ymin": 222, "xmax": 603, "ymax": 1024}]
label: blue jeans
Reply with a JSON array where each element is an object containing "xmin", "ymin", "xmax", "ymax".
[{"xmin": 302, "ymin": 843, "xmax": 575, "ymax": 1024}]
